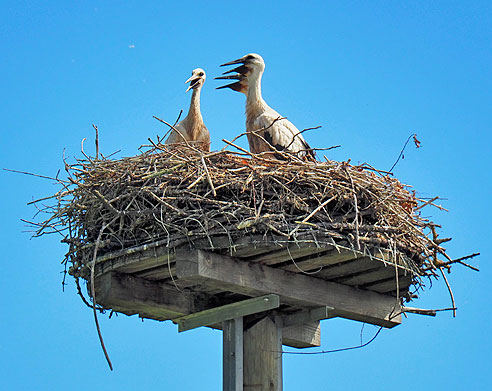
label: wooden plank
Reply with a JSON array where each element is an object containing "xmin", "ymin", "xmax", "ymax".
[
  {"xmin": 244, "ymin": 316, "xmax": 282, "ymax": 391},
  {"xmin": 334, "ymin": 267, "xmax": 405, "ymax": 287},
  {"xmin": 95, "ymin": 245, "xmax": 175, "ymax": 276},
  {"xmin": 92, "ymin": 271, "xmax": 227, "ymax": 321},
  {"xmin": 134, "ymin": 264, "xmax": 176, "ymax": 280},
  {"xmin": 312, "ymin": 257, "xmax": 382, "ymax": 279},
  {"xmin": 174, "ymin": 295, "xmax": 280, "ymax": 332},
  {"xmin": 362, "ymin": 275, "xmax": 413, "ymax": 294},
  {"xmin": 282, "ymin": 307, "xmax": 335, "ymax": 328},
  {"xmin": 93, "ymin": 272, "xmax": 325, "ymax": 349},
  {"xmin": 223, "ymin": 318, "xmax": 243, "ymax": 391},
  {"xmin": 280, "ymin": 248, "xmax": 362, "ymax": 273},
  {"xmin": 248, "ymin": 244, "xmax": 329, "ymax": 266},
  {"xmin": 283, "ymin": 321, "xmax": 321, "ymax": 348},
  {"xmin": 175, "ymin": 250, "xmax": 401, "ymax": 328}
]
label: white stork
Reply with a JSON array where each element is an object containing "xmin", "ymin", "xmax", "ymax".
[
  {"xmin": 216, "ymin": 53, "xmax": 315, "ymax": 160},
  {"xmin": 165, "ymin": 68, "xmax": 210, "ymax": 152}
]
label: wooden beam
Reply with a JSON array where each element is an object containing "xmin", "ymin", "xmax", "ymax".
[
  {"xmin": 282, "ymin": 306, "xmax": 335, "ymax": 328},
  {"xmin": 93, "ymin": 272, "xmax": 319, "ymax": 348},
  {"xmin": 174, "ymin": 295, "xmax": 280, "ymax": 332},
  {"xmin": 92, "ymin": 272, "xmax": 225, "ymax": 320},
  {"xmin": 175, "ymin": 250, "xmax": 401, "ymax": 328},
  {"xmin": 244, "ymin": 316, "xmax": 282, "ymax": 391},
  {"xmin": 283, "ymin": 321, "xmax": 321, "ymax": 348}
]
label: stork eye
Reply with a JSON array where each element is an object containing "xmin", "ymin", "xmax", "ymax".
[
  {"xmin": 246, "ymin": 55, "xmax": 255, "ymax": 60},
  {"xmin": 198, "ymin": 72, "xmax": 204, "ymax": 76}
]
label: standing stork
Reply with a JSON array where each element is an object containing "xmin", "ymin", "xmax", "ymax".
[
  {"xmin": 216, "ymin": 53, "xmax": 315, "ymax": 160},
  {"xmin": 165, "ymin": 68, "xmax": 210, "ymax": 152}
]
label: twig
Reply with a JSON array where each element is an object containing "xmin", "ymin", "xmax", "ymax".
[
  {"xmin": 439, "ymin": 267, "xmax": 456, "ymax": 317},
  {"xmin": 201, "ymin": 156, "xmax": 216, "ymax": 197},
  {"xmin": 401, "ymin": 306, "xmax": 457, "ymax": 317},
  {"xmin": 173, "ymin": 110, "xmax": 183, "ymax": 127},
  {"xmin": 388, "ymin": 133, "xmax": 417, "ymax": 173},
  {"xmin": 89, "ymin": 218, "xmax": 118, "ymax": 371},
  {"xmin": 92, "ymin": 124, "xmax": 99, "ymax": 160},
  {"xmin": 3, "ymin": 168, "xmax": 68, "ymax": 183}
]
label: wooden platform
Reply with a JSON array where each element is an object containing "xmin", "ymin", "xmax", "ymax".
[{"xmin": 90, "ymin": 234, "xmax": 415, "ymax": 348}]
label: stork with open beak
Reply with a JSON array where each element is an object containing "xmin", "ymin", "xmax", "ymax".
[
  {"xmin": 216, "ymin": 53, "xmax": 315, "ymax": 160},
  {"xmin": 165, "ymin": 68, "xmax": 210, "ymax": 152}
]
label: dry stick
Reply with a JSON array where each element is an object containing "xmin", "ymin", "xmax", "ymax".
[
  {"xmin": 173, "ymin": 109, "xmax": 183, "ymax": 127},
  {"xmin": 347, "ymin": 169, "xmax": 361, "ymax": 250},
  {"xmin": 90, "ymin": 218, "xmax": 118, "ymax": 371},
  {"xmin": 200, "ymin": 156, "xmax": 216, "ymax": 197},
  {"xmin": 3, "ymin": 168, "xmax": 69, "ymax": 183},
  {"xmin": 388, "ymin": 133, "xmax": 416, "ymax": 173},
  {"xmin": 223, "ymin": 117, "xmax": 307, "ymax": 162},
  {"xmin": 93, "ymin": 190, "xmax": 121, "ymax": 215},
  {"xmin": 288, "ymin": 195, "xmax": 337, "ymax": 237},
  {"xmin": 225, "ymin": 116, "xmax": 286, "ymax": 147},
  {"xmin": 422, "ymin": 252, "xmax": 480, "ymax": 272},
  {"xmin": 167, "ymin": 251, "xmax": 182, "ymax": 292},
  {"xmin": 284, "ymin": 125, "xmax": 321, "ymax": 150},
  {"xmin": 356, "ymin": 163, "xmax": 394, "ymax": 176},
  {"xmin": 148, "ymin": 191, "xmax": 182, "ymax": 214},
  {"xmin": 414, "ymin": 196, "xmax": 439, "ymax": 211},
  {"xmin": 152, "ymin": 116, "xmax": 201, "ymax": 153},
  {"xmin": 75, "ymin": 277, "xmax": 104, "ymax": 311},
  {"xmin": 401, "ymin": 306, "xmax": 457, "ymax": 317},
  {"xmin": 92, "ymin": 124, "xmax": 99, "ymax": 160},
  {"xmin": 80, "ymin": 138, "xmax": 93, "ymax": 162},
  {"xmin": 439, "ymin": 267, "xmax": 456, "ymax": 317}
]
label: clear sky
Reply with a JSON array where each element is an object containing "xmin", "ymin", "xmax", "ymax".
[{"xmin": 1, "ymin": 1, "xmax": 491, "ymax": 390}]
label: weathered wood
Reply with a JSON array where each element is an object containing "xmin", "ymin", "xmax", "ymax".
[
  {"xmin": 174, "ymin": 295, "xmax": 280, "ymax": 332},
  {"xmin": 134, "ymin": 264, "xmax": 176, "ymax": 280},
  {"xmin": 312, "ymin": 256, "xmax": 382, "ymax": 279},
  {"xmin": 223, "ymin": 318, "xmax": 243, "ymax": 391},
  {"xmin": 281, "ymin": 306, "xmax": 335, "ymax": 328},
  {"xmin": 361, "ymin": 275, "xmax": 413, "ymax": 294},
  {"xmin": 95, "ymin": 245, "xmax": 175, "ymax": 276},
  {"xmin": 244, "ymin": 317, "xmax": 282, "ymax": 391},
  {"xmin": 175, "ymin": 250, "xmax": 401, "ymax": 328},
  {"xmin": 333, "ymin": 266, "xmax": 403, "ymax": 286},
  {"xmin": 283, "ymin": 321, "xmax": 321, "ymax": 348},
  {"xmin": 92, "ymin": 272, "xmax": 225, "ymax": 320},
  {"xmin": 248, "ymin": 244, "xmax": 329, "ymax": 266},
  {"xmin": 280, "ymin": 248, "xmax": 361, "ymax": 272},
  {"xmin": 93, "ymin": 271, "xmax": 317, "ymax": 348}
]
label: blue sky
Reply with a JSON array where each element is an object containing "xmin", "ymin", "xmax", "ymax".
[{"xmin": 1, "ymin": 1, "xmax": 491, "ymax": 389}]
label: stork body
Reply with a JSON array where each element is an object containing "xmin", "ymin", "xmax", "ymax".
[
  {"xmin": 217, "ymin": 54, "xmax": 314, "ymax": 160},
  {"xmin": 166, "ymin": 68, "xmax": 210, "ymax": 151}
]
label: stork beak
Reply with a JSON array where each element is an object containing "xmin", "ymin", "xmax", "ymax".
[
  {"xmin": 216, "ymin": 81, "xmax": 246, "ymax": 93},
  {"xmin": 222, "ymin": 64, "xmax": 249, "ymax": 75},
  {"xmin": 215, "ymin": 73, "xmax": 247, "ymax": 93},
  {"xmin": 185, "ymin": 75, "xmax": 201, "ymax": 92},
  {"xmin": 220, "ymin": 57, "xmax": 245, "ymax": 67},
  {"xmin": 214, "ymin": 74, "xmax": 244, "ymax": 81}
]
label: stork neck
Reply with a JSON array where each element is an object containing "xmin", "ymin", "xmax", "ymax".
[
  {"xmin": 246, "ymin": 71, "xmax": 267, "ymax": 110},
  {"xmin": 187, "ymin": 87, "xmax": 202, "ymax": 122}
]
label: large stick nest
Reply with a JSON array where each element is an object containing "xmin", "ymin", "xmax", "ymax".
[{"xmin": 31, "ymin": 143, "xmax": 468, "ymax": 294}]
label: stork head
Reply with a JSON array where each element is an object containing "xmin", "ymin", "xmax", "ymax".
[
  {"xmin": 185, "ymin": 68, "xmax": 206, "ymax": 92},
  {"xmin": 215, "ymin": 53, "xmax": 265, "ymax": 94}
]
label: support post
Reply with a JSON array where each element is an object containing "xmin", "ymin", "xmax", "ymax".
[
  {"xmin": 223, "ymin": 318, "xmax": 243, "ymax": 391},
  {"xmin": 243, "ymin": 316, "xmax": 283, "ymax": 391}
]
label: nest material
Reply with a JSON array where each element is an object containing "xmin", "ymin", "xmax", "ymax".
[{"xmin": 32, "ymin": 144, "xmax": 460, "ymax": 290}]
